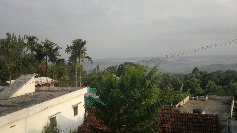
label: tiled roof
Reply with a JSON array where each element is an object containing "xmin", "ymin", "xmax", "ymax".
[
  {"xmin": 79, "ymin": 108, "xmax": 222, "ymax": 133},
  {"xmin": 159, "ymin": 108, "xmax": 221, "ymax": 133},
  {"xmin": 78, "ymin": 113, "xmax": 110, "ymax": 133}
]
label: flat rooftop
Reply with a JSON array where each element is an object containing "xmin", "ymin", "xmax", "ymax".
[
  {"xmin": 178, "ymin": 96, "xmax": 232, "ymax": 119},
  {"xmin": 0, "ymin": 87, "xmax": 82, "ymax": 117}
]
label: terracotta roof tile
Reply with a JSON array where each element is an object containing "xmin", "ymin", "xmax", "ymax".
[{"xmin": 79, "ymin": 108, "xmax": 221, "ymax": 133}]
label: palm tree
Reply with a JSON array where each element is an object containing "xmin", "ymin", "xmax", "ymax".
[{"xmin": 65, "ymin": 39, "xmax": 92, "ymax": 87}]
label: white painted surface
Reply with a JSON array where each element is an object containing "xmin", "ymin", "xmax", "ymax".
[
  {"xmin": 0, "ymin": 87, "xmax": 87, "ymax": 133},
  {"xmin": 11, "ymin": 76, "xmax": 35, "ymax": 98}
]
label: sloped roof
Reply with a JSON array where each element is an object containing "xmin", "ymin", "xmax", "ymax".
[
  {"xmin": 78, "ymin": 113, "xmax": 110, "ymax": 133},
  {"xmin": 0, "ymin": 74, "xmax": 35, "ymax": 99},
  {"xmin": 78, "ymin": 108, "xmax": 222, "ymax": 133},
  {"xmin": 159, "ymin": 108, "xmax": 221, "ymax": 133}
]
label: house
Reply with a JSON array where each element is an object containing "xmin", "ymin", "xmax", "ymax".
[
  {"xmin": 0, "ymin": 74, "xmax": 87, "ymax": 133},
  {"xmin": 174, "ymin": 95, "xmax": 235, "ymax": 132},
  {"xmin": 35, "ymin": 77, "xmax": 57, "ymax": 87}
]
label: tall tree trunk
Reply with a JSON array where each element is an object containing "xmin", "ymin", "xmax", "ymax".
[
  {"xmin": 76, "ymin": 66, "xmax": 78, "ymax": 87},
  {"xmin": 79, "ymin": 61, "xmax": 82, "ymax": 87},
  {"xmin": 46, "ymin": 55, "xmax": 48, "ymax": 87},
  {"xmin": 80, "ymin": 67, "xmax": 82, "ymax": 87}
]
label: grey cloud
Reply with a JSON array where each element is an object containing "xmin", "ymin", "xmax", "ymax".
[{"xmin": 0, "ymin": 0, "xmax": 236, "ymax": 59}]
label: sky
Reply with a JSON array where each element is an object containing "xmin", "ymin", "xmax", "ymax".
[{"xmin": 0, "ymin": 0, "xmax": 237, "ymax": 60}]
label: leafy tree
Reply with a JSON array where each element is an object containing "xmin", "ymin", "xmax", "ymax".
[
  {"xmin": 44, "ymin": 120, "xmax": 61, "ymax": 133},
  {"xmin": 48, "ymin": 59, "xmax": 69, "ymax": 87},
  {"xmin": 116, "ymin": 62, "xmax": 136, "ymax": 77},
  {"xmin": 24, "ymin": 35, "xmax": 39, "ymax": 54},
  {"xmin": 85, "ymin": 64, "xmax": 165, "ymax": 133},
  {"xmin": 159, "ymin": 73, "xmax": 172, "ymax": 90},
  {"xmin": 192, "ymin": 67, "xmax": 199, "ymax": 74},
  {"xmin": 184, "ymin": 77, "xmax": 203, "ymax": 96},
  {"xmin": 0, "ymin": 33, "xmax": 25, "ymax": 83},
  {"xmin": 65, "ymin": 39, "xmax": 92, "ymax": 87},
  {"xmin": 205, "ymin": 80, "xmax": 221, "ymax": 94},
  {"xmin": 104, "ymin": 65, "xmax": 117, "ymax": 75},
  {"xmin": 40, "ymin": 39, "xmax": 61, "ymax": 78},
  {"xmin": 83, "ymin": 65, "xmax": 104, "ymax": 87},
  {"xmin": 227, "ymin": 81, "xmax": 237, "ymax": 98}
]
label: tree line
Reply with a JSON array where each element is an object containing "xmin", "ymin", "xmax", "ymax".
[{"xmin": 0, "ymin": 32, "xmax": 91, "ymax": 87}]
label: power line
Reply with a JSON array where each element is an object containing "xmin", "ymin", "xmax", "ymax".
[{"xmin": 138, "ymin": 38, "xmax": 237, "ymax": 65}]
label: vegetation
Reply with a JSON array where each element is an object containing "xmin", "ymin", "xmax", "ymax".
[
  {"xmin": 65, "ymin": 39, "xmax": 92, "ymax": 87},
  {"xmin": 85, "ymin": 64, "xmax": 166, "ymax": 133},
  {"xmin": 43, "ymin": 120, "xmax": 61, "ymax": 133},
  {"xmin": 182, "ymin": 67, "xmax": 237, "ymax": 98},
  {"xmin": 0, "ymin": 33, "xmax": 92, "ymax": 87}
]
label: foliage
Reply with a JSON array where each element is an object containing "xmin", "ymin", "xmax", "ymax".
[
  {"xmin": 85, "ymin": 64, "xmax": 165, "ymax": 133},
  {"xmin": 43, "ymin": 120, "xmax": 61, "ymax": 133},
  {"xmin": 158, "ymin": 73, "xmax": 188, "ymax": 104},
  {"xmin": 0, "ymin": 33, "xmax": 25, "ymax": 82},
  {"xmin": 48, "ymin": 59, "xmax": 69, "ymax": 87},
  {"xmin": 66, "ymin": 39, "xmax": 92, "ymax": 87},
  {"xmin": 116, "ymin": 62, "xmax": 136, "ymax": 77},
  {"xmin": 182, "ymin": 67, "xmax": 237, "ymax": 97},
  {"xmin": 83, "ymin": 64, "xmax": 104, "ymax": 87}
]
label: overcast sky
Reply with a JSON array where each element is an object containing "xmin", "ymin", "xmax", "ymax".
[{"xmin": 0, "ymin": 0, "xmax": 236, "ymax": 60}]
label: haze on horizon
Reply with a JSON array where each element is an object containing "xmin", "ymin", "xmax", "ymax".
[{"xmin": 0, "ymin": 0, "xmax": 236, "ymax": 60}]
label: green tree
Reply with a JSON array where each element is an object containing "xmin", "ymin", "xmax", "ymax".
[
  {"xmin": 65, "ymin": 39, "xmax": 92, "ymax": 87},
  {"xmin": 184, "ymin": 77, "xmax": 203, "ymax": 96},
  {"xmin": 41, "ymin": 39, "xmax": 61, "ymax": 78},
  {"xmin": 192, "ymin": 67, "xmax": 199, "ymax": 74},
  {"xmin": 0, "ymin": 33, "xmax": 25, "ymax": 83},
  {"xmin": 83, "ymin": 64, "xmax": 104, "ymax": 87},
  {"xmin": 227, "ymin": 81, "xmax": 237, "ymax": 98},
  {"xmin": 104, "ymin": 65, "xmax": 117, "ymax": 75},
  {"xmin": 205, "ymin": 80, "xmax": 221, "ymax": 94},
  {"xmin": 85, "ymin": 64, "xmax": 165, "ymax": 133},
  {"xmin": 48, "ymin": 59, "xmax": 69, "ymax": 87},
  {"xmin": 44, "ymin": 120, "xmax": 60, "ymax": 133},
  {"xmin": 116, "ymin": 62, "xmax": 136, "ymax": 77}
]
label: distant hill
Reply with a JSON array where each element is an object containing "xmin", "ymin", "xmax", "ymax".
[{"xmin": 82, "ymin": 55, "xmax": 237, "ymax": 74}]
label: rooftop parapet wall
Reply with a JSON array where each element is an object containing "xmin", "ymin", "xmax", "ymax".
[
  {"xmin": 208, "ymin": 95, "xmax": 232, "ymax": 100},
  {"xmin": 175, "ymin": 96, "xmax": 189, "ymax": 107},
  {"xmin": 36, "ymin": 87, "xmax": 84, "ymax": 91},
  {"xmin": 0, "ymin": 74, "xmax": 35, "ymax": 99}
]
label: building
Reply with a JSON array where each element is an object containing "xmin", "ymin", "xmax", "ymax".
[
  {"xmin": 174, "ymin": 95, "xmax": 235, "ymax": 132},
  {"xmin": 35, "ymin": 77, "xmax": 57, "ymax": 87},
  {"xmin": 0, "ymin": 74, "xmax": 87, "ymax": 133},
  {"xmin": 2, "ymin": 76, "xmax": 57, "ymax": 87}
]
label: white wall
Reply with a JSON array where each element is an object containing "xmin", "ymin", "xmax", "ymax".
[
  {"xmin": 175, "ymin": 96, "xmax": 189, "ymax": 107},
  {"xmin": 230, "ymin": 97, "xmax": 234, "ymax": 118},
  {"xmin": 0, "ymin": 87, "xmax": 87, "ymax": 133},
  {"xmin": 11, "ymin": 76, "xmax": 35, "ymax": 98}
]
